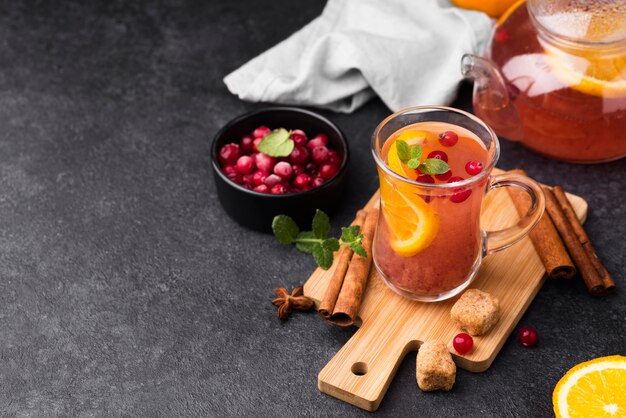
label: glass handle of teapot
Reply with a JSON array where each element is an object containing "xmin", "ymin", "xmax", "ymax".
[{"xmin": 483, "ymin": 173, "xmax": 545, "ymax": 255}]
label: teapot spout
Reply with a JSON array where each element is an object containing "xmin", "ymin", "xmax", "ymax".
[{"xmin": 461, "ymin": 54, "xmax": 523, "ymax": 141}]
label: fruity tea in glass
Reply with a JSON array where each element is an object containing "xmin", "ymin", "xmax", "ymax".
[{"xmin": 371, "ymin": 106, "xmax": 545, "ymax": 302}]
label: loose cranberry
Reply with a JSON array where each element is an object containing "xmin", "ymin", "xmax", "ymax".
[
  {"xmin": 448, "ymin": 176, "xmax": 472, "ymax": 203},
  {"xmin": 495, "ymin": 27, "xmax": 509, "ymax": 43},
  {"xmin": 240, "ymin": 136, "xmax": 254, "ymax": 154},
  {"xmin": 293, "ymin": 173, "xmax": 311, "ymax": 189},
  {"xmin": 311, "ymin": 146, "xmax": 329, "ymax": 164},
  {"xmin": 235, "ymin": 155, "xmax": 255, "ymax": 175},
  {"xmin": 518, "ymin": 326, "xmax": 539, "ymax": 347},
  {"xmin": 252, "ymin": 170, "xmax": 268, "ymax": 186},
  {"xmin": 273, "ymin": 161, "xmax": 293, "ymax": 179},
  {"xmin": 270, "ymin": 184, "xmax": 288, "ymax": 195},
  {"xmin": 253, "ymin": 126, "xmax": 271, "ymax": 139},
  {"xmin": 305, "ymin": 163, "xmax": 318, "ymax": 176},
  {"xmin": 453, "ymin": 333, "xmax": 474, "ymax": 355},
  {"xmin": 289, "ymin": 146, "xmax": 309, "ymax": 165},
  {"xmin": 253, "ymin": 184, "xmax": 269, "ymax": 193},
  {"xmin": 264, "ymin": 174, "xmax": 283, "ymax": 188},
  {"xmin": 223, "ymin": 165, "xmax": 242, "ymax": 184},
  {"xmin": 252, "ymin": 138, "xmax": 263, "ymax": 153},
  {"xmin": 439, "ymin": 131, "xmax": 459, "ymax": 147},
  {"xmin": 290, "ymin": 129, "xmax": 307, "ymax": 146},
  {"xmin": 319, "ymin": 163, "xmax": 338, "ymax": 180},
  {"xmin": 416, "ymin": 174, "xmax": 435, "ymax": 184},
  {"xmin": 465, "ymin": 160, "xmax": 484, "ymax": 176},
  {"xmin": 254, "ymin": 153, "xmax": 277, "ymax": 173},
  {"xmin": 427, "ymin": 150, "xmax": 448, "ymax": 163},
  {"xmin": 218, "ymin": 143, "xmax": 240, "ymax": 166},
  {"xmin": 311, "ymin": 176, "xmax": 325, "ymax": 188},
  {"xmin": 435, "ymin": 170, "xmax": 452, "ymax": 181}
]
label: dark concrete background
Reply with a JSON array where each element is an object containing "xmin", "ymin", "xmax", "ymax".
[{"xmin": 0, "ymin": 1, "xmax": 624, "ymax": 416}]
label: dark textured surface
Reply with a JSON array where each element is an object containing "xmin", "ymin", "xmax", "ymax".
[{"xmin": 0, "ymin": 1, "xmax": 624, "ymax": 416}]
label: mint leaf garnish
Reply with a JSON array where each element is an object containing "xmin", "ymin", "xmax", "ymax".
[
  {"xmin": 272, "ymin": 215, "xmax": 299, "ymax": 244},
  {"xmin": 396, "ymin": 140, "xmax": 411, "ymax": 162},
  {"xmin": 257, "ymin": 128, "xmax": 294, "ymax": 157},
  {"xmin": 272, "ymin": 210, "xmax": 367, "ymax": 269},
  {"xmin": 410, "ymin": 146, "xmax": 422, "ymax": 160},
  {"xmin": 312, "ymin": 209, "xmax": 330, "ymax": 239},
  {"xmin": 418, "ymin": 158, "xmax": 449, "ymax": 175},
  {"xmin": 295, "ymin": 231, "xmax": 316, "ymax": 254},
  {"xmin": 312, "ymin": 244, "xmax": 333, "ymax": 270}
]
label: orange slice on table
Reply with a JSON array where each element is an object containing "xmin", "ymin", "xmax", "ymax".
[
  {"xmin": 379, "ymin": 171, "xmax": 439, "ymax": 257},
  {"xmin": 553, "ymin": 355, "xmax": 626, "ymax": 418}
]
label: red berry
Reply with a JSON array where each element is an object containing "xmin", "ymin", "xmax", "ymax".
[
  {"xmin": 465, "ymin": 160, "xmax": 484, "ymax": 176},
  {"xmin": 311, "ymin": 176, "xmax": 325, "ymax": 188},
  {"xmin": 293, "ymin": 173, "xmax": 311, "ymax": 189},
  {"xmin": 252, "ymin": 170, "xmax": 268, "ymax": 186},
  {"xmin": 264, "ymin": 174, "xmax": 282, "ymax": 188},
  {"xmin": 291, "ymin": 165, "xmax": 305, "ymax": 176},
  {"xmin": 254, "ymin": 153, "xmax": 277, "ymax": 173},
  {"xmin": 312, "ymin": 133, "xmax": 328, "ymax": 145},
  {"xmin": 253, "ymin": 184, "xmax": 269, "ymax": 193},
  {"xmin": 448, "ymin": 176, "xmax": 472, "ymax": 203},
  {"xmin": 252, "ymin": 138, "xmax": 263, "ymax": 153},
  {"xmin": 453, "ymin": 333, "xmax": 474, "ymax": 355},
  {"xmin": 270, "ymin": 184, "xmax": 288, "ymax": 195},
  {"xmin": 218, "ymin": 143, "xmax": 240, "ymax": 166},
  {"xmin": 427, "ymin": 150, "xmax": 448, "ymax": 163},
  {"xmin": 439, "ymin": 131, "xmax": 459, "ymax": 147},
  {"xmin": 495, "ymin": 27, "xmax": 509, "ymax": 43},
  {"xmin": 416, "ymin": 174, "xmax": 435, "ymax": 184},
  {"xmin": 289, "ymin": 146, "xmax": 309, "ymax": 165},
  {"xmin": 240, "ymin": 136, "xmax": 254, "ymax": 154},
  {"xmin": 223, "ymin": 165, "xmax": 242, "ymax": 184},
  {"xmin": 235, "ymin": 155, "xmax": 255, "ymax": 175},
  {"xmin": 518, "ymin": 326, "xmax": 538, "ymax": 347},
  {"xmin": 253, "ymin": 126, "xmax": 271, "ymax": 139},
  {"xmin": 435, "ymin": 170, "xmax": 452, "ymax": 181},
  {"xmin": 273, "ymin": 161, "xmax": 293, "ymax": 179},
  {"xmin": 242, "ymin": 173, "xmax": 255, "ymax": 186},
  {"xmin": 305, "ymin": 163, "xmax": 318, "ymax": 176},
  {"xmin": 290, "ymin": 129, "xmax": 307, "ymax": 146},
  {"xmin": 319, "ymin": 163, "xmax": 338, "ymax": 180},
  {"xmin": 311, "ymin": 146, "xmax": 329, "ymax": 164},
  {"xmin": 327, "ymin": 149, "xmax": 341, "ymax": 166},
  {"xmin": 307, "ymin": 134, "xmax": 328, "ymax": 150}
]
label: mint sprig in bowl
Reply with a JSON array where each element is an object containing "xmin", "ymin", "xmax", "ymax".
[{"xmin": 211, "ymin": 107, "xmax": 350, "ymax": 233}]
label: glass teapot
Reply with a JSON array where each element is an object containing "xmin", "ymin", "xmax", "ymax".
[{"xmin": 462, "ymin": 0, "xmax": 626, "ymax": 163}]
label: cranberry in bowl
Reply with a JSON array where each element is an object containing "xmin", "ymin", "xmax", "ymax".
[{"xmin": 211, "ymin": 107, "xmax": 349, "ymax": 232}]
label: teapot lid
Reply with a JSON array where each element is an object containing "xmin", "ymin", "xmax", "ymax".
[{"xmin": 529, "ymin": 0, "xmax": 626, "ymax": 46}]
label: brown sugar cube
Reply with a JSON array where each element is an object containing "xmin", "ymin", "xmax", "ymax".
[
  {"xmin": 415, "ymin": 341, "xmax": 456, "ymax": 392},
  {"xmin": 450, "ymin": 289, "xmax": 500, "ymax": 336}
]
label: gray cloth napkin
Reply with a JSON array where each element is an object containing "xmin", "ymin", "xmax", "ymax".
[{"xmin": 224, "ymin": 0, "xmax": 493, "ymax": 113}]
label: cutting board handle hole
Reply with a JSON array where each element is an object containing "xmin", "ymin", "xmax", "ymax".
[{"xmin": 351, "ymin": 362, "xmax": 368, "ymax": 376}]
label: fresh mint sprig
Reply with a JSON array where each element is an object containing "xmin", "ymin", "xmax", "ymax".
[
  {"xmin": 395, "ymin": 139, "xmax": 449, "ymax": 175},
  {"xmin": 257, "ymin": 128, "xmax": 294, "ymax": 157},
  {"xmin": 272, "ymin": 210, "xmax": 366, "ymax": 270}
]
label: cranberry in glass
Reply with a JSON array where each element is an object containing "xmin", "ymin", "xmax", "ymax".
[
  {"xmin": 427, "ymin": 150, "xmax": 448, "ymax": 163},
  {"xmin": 438, "ymin": 131, "xmax": 459, "ymax": 147},
  {"xmin": 465, "ymin": 160, "xmax": 484, "ymax": 176}
]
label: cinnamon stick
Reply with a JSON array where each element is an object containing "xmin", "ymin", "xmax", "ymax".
[
  {"xmin": 552, "ymin": 186, "xmax": 616, "ymax": 293},
  {"xmin": 317, "ymin": 210, "xmax": 367, "ymax": 319},
  {"xmin": 506, "ymin": 170, "xmax": 576, "ymax": 280},
  {"xmin": 542, "ymin": 186, "xmax": 605, "ymax": 296},
  {"xmin": 329, "ymin": 208, "xmax": 379, "ymax": 327}
]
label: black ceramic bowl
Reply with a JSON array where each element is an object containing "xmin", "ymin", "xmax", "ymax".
[{"xmin": 211, "ymin": 107, "xmax": 349, "ymax": 233}]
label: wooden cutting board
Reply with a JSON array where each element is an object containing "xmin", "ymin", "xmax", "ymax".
[{"xmin": 304, "ymin": 170, "xmax": 588, "ymax": 411}]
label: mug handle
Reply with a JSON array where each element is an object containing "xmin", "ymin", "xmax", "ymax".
[{"xmin": 483, "ymin": 173, "xmax": 545, "ymax": 255}]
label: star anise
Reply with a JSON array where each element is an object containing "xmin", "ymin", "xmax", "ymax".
[{"xmin": 272, "ymin": 286, "xmax": 315, "ymax": 320}]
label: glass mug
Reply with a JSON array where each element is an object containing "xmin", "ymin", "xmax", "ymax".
[{"xmin": 371, "ymin": 106, "xmax": 545, "ymax": 302}]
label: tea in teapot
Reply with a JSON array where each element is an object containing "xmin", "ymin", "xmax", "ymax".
[{"xmin": 463, "ymin": 0, "xmax": 626, "ymax": 163}]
